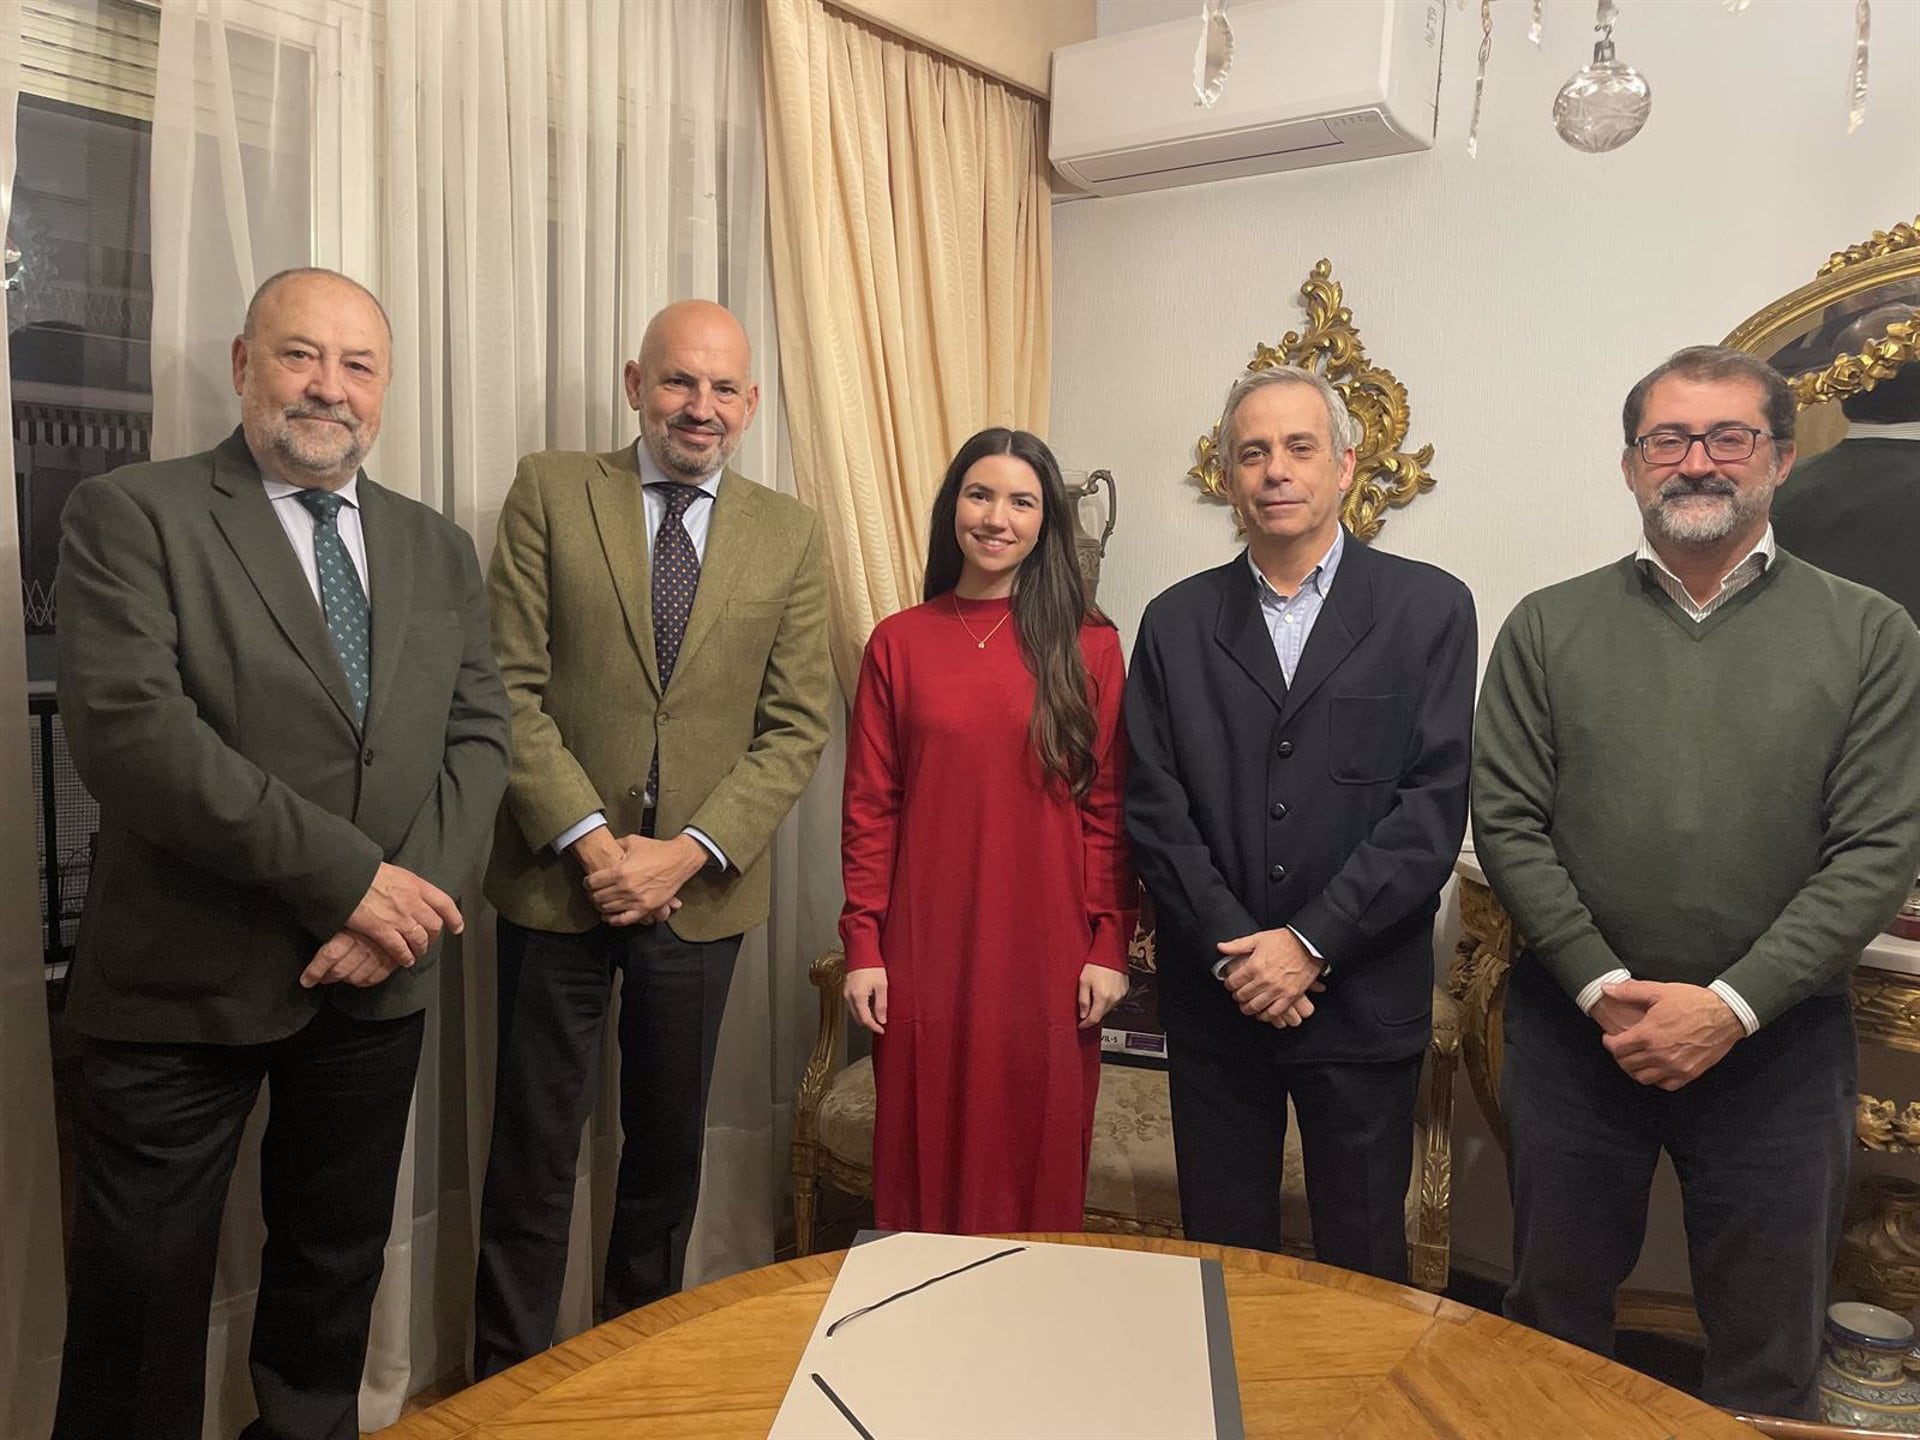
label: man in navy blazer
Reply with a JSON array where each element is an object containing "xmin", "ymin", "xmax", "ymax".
[{"xmin": 1125, "ymin": 367, "xmax": 1475, "ymax": 1281}]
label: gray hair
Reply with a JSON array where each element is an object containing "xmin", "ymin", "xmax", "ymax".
[{"xmin": 1217, "ymin": 366, "xmax": 1359, "ymax": 463}]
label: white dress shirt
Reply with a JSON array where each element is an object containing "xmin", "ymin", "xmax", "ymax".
[
  {"xmin": 552, "ymin": 442, "xmax": 727, "ymax": 869},
  {"xmin": 263, "ymin": 474, "xmax": 370, "ymax": 604}
]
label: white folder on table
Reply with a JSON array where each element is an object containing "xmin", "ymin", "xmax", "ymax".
[{"xmin": 769, "ymin": 1232, "xmax": 1244, "ymax": 1439}]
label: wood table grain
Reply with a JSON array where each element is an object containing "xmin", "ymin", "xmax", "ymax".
[{"xmin": 372, "ymin": 1234, "xmax": 1759, "ymax": 1438}]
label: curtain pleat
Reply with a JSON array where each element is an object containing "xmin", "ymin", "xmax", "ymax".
[{"xmin": 761, "ymin": 0, "xmax": 1052, "ymax": 692}]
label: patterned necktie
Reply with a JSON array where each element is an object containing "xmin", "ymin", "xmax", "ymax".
[
  {"xmin": 647, "ymin": 482, "xmax": 705, "ymax": 803},
  {"xmin": 294, "ymin": 488, "xmax": 371, "ymax": 722}
]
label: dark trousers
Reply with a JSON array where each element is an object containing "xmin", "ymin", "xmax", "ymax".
[
  {"xmin": 52, "ymin": 1006, "xmax": 424, "ymax": 1440},
  {"xmin": 1167, "ymin": 1040, "xmax": 1423, "ymax": 1282},
  {"xmin": 471, "ymin": 916, "xmax": 740, "ymax": 1379},
  {"xmin": 1502, "ymin": 955, "xmax": 1855, "ymax": 1418}
]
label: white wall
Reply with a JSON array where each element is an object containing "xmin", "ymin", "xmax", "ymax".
[{"xmin": 1056, "ymin": 0, "xmax": 1920, "ymax": 1293}]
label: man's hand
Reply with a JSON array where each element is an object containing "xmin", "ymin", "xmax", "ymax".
[
  {"xmin": 1600, "ymin": 979, "xmax": 1745, "ymax": 1090},
  {"xmin": 846, "ymin": 966, "xmax": 887, "ymax": 1036},
  {"xmin": 583, "ymin": 833, "xmax": 708, "ymax": 926},
  {"xmin": 344, "ymin": 861, "xmax": 463, "ymax": 967},
  {"xmin": 1218, "ymin": 928, "xmax": 1327, "ymax": 1029},
  {"xmin": 1078, "ymin": 963, "xmax": 1129, "ymax": 1030},
  {"xmin": 1589, "ymin": 991, "xmax": 1650, "ymax": 1037},
  {"xmin": 301, "ymin": 929, "xmax": 406, "ymax": 989}
]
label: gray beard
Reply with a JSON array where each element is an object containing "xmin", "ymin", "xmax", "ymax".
[{"xmin": 1643, "ymin": 470, "xmax": 1776, "ymax": 547}]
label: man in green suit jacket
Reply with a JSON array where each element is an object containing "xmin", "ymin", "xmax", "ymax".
[
  {"xmin": 52, "ymin": 268, "xmax": 510, "ymax": 1440},
  {"xmin": 473, "ymin": 300, "xmax": 832, "ymax": 1375}
]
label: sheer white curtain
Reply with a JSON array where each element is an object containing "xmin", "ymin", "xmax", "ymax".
[
  {"xmin": 130, "ymin": 0, "xmax": 840, "ymax": 1431},
  {"xmin": 0, "ymin": 5, "xmax": 73, "ymax": 1436}
]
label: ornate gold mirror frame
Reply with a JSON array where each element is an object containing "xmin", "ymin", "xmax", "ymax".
[
  {"xmin": 1188, "ymin": 259, "xmax": 1435, "ymax": 540},
  {"xmin": 1724, "ymin": 215, "xmax": 1920, "ymax": 456}
]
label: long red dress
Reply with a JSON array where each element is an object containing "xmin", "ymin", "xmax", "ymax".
[{"xmin": 840, "ymin": 594, "xmax": 1136, "ymax": 1234}]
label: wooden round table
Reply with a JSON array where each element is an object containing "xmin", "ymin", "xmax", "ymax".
[{"xmin": 372, "ymin": 1235, "xmax": 1760, "ymax": 1438}]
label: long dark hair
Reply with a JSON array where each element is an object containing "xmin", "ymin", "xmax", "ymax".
[{"xmin": 923, "ymin": 427, "xmax": 1112, "ymax": 800}]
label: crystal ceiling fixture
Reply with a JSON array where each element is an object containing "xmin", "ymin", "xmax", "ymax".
[{"xmin": 1552, "ymin": 0, "xmax": 1653, "ymax": 154}]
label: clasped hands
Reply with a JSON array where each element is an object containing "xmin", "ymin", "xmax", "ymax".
[
  {"xmin": 1218, "ymin": 927, "xmax": 1325, "ymax": 1028},
  {"xmin": 1593, "ymin": 979, "xmax": 1745, "ymax": 1091},
  {"xmin": 570, "ymin": 824, "xmax": 707, "ymax": 927},
  {"xmin": 300, "ymin": 860, "xmax": 464, "ymax": 989}
]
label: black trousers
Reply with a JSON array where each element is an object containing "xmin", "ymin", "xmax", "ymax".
[
  {"xmin": 471, "ymin": 916, "xmax": 741, "ymax": 1378},
  {"xmin": 1167, "ymin": 1039, "xmax": 1423, "ymax": 1282},
  {"xmin": 1502, "ymin": 955, "xmax": 1855, "ymax": 1418},
  {"xmin": 52, "ymin": 1006, "xmax": 424, "ymax": 1440}
]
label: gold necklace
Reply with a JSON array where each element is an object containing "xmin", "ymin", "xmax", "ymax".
[{"xmin": 951, "ymin": 595, "xmax": 1012, "ymax": 650}]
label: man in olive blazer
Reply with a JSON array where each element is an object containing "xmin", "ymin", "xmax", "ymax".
[
  {"xmin": 53, "ymin": 269, "xmax": 510, "ymax": 1440},
  {"xmin": 474, "ymin": 300, "xmax": 831, "ymax": 1376}
]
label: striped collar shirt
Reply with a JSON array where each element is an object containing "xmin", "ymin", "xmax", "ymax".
[
  {"xmin": 1634, "ymin": 526, "xmax": 1776, "ymax": 623},
  {"xmin": 1249, "ymin": 527, "xmax": 1345, "ymax": 685}
]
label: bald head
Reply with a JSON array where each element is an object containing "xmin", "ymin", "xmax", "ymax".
[
  {"xmin": 625, "ymin": 300, "xmax": 759, "ymax": 480},
  {"xmin": 244, "ymin": 267, "xmax": 392, "ymax": 343}
]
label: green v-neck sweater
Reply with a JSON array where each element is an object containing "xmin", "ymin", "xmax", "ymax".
[{"xmin": 1472, "ymin": 551, "xmax": 1920, "ymax": 1028}]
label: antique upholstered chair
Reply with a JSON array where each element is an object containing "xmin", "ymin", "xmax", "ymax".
[{"xmin": 790, "ymin": 941, "xmax": 1461, "ymax": 1292}]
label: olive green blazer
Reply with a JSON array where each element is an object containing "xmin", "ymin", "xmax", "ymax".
[{"xmin": 483, "ymin": 445, "xmax": 832, "ymax": 939}]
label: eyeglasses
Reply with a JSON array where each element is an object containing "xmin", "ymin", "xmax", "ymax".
[{"xmin": 1631, "ymin": 425, "xmax": 1771, "ymax": 465}]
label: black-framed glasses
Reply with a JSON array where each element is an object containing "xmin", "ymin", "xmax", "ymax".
[{"xmin": 1632, "ymin": 425, "xmax": 1770, "ymax": 465}]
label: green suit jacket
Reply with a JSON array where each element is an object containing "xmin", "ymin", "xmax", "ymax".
[
  {"xmin": 56, "ymin": 429, "xmax": 512, "ymax": 1044},
  {"xmin": 483, "ymin": 445, "xmax": 832, "ymax": 940}
]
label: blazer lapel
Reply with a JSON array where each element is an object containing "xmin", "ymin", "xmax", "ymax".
[
  {"xmin": 207, "ymin": 431, "xmax": 359, "ymax": 728},
  {"xmin": 668, "ymin": 469, "xmax": 754, "ymax": 683},
  {"xmin": 1214, "ymin": 554, "xmax": 1288, "ymax": 714},
  {"xmin": 358, "ymin": 477, "xmax": 413, "ymax": 736},
  {"xmin": 586, "ymin": 447, "xmax": 661, "ymax": 695},
  {"xmin": 1279, "ymin": 533, "xmax": 1376, "ymax": 726}
]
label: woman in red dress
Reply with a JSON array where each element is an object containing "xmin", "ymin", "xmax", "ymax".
[{"xmin": 839, "ymin": 427, "xmax": 1136, "ymax": 1234}]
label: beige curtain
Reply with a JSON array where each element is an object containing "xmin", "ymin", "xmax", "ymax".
[{"xmin": 761, "ymin": 0, "xmax": 1052, "ymax": 690}]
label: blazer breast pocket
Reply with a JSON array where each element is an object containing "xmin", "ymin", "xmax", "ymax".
[{"xmin": 1326, "ymin": 693, "xmax": 1415, "ymax": 785}]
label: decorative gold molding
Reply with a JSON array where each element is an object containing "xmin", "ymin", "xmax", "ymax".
[
  {"xmin": 1188, "ymin": 259, "xmax": 1436, "ymax": 542},
  {"xmin": 1819, "ymin": 219, "xmax": 1920, "ymax": 277},
  {"xmin": 1857, "ymin": 1096, "xmax": 1920, "ymax": 1152},
  {"xmin": 1724, "ymin": 216, "xmax": 1920, "ymax": 415},
  {"xmin": 1838, "ymin": 1176, "xmax": 1920, "ymax": 1316},
  {"xmin": 1851, "ymin": 967, "xmax": 1920, "ymax": 1055}
]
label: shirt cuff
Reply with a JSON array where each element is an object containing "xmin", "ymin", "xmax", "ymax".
[
  {"xmin": 682, "ymin": 826, "xmax": 728, "ymax": 872},
  {"xmin": 1576, "ymin": 967, "xmax": 1632, "ymax": 1015},
  {"xmin": 552, "ymin": 812, "xmax": 608, "ymax": 855},
  {"xmin": 1289, "ymin": 925, "xmax": 1328, "ymax": 978},
  {"xmin": 1708, "ymin": 979, "xmax": 1761, "ymax": 1037}
]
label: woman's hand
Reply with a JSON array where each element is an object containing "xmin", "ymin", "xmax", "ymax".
[
  {"xmin": 1077, "ymin": 963, "xmax": 1129, "ymax": 1029},
  {"xmin": 845, "ymin": 966, "xmax": 888, "ymax": 1035}
]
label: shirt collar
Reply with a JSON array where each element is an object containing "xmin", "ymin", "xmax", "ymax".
[
  {"xmin": 262, "ymin": 472, "xmax": 362, "ymax": 508},
  {"xmin": 1248, "ymin": 526, "xmax": 1345, "ymax": 602},
  {"xmin": 1845, "ymin": 420, "xmax": 1920, "ymax": 442},
  {"xmin": 635, "ymin": 439, "xmax": 723, "ymax": 498},
  {"xmin": 1634, "ymin": 524, "xmax": 1775, "ymax": 587}
]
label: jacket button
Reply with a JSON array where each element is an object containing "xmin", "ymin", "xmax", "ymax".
[
  {"xmin": 1276, "ymin": 740, "xmax": 1294, "ymax": 758},
  {"xmin": 361, "ymin": 748, "xmax": 375, "ymax": 766},
  {"xmin": 658, "ymin": 710, "xmax": 672, "ymax": 724},
  {"xmin": 1268, "ymin": 863, "xmax": 1287, "ymax": 881},
  {"xmin": 1270, "ymin": 801, "xmax": 1288, "ymax": 820},
  {"xmin": 628, "ymin": 785, "xmax": 643, "ymax": 799}
]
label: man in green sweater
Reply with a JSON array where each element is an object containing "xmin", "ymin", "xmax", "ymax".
[{"xmin": 1473, "ymin": 344, "xmax": 1920, "ymax": 1418}]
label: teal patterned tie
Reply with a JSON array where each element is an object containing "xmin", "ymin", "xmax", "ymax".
[{"xmin": 294, "ymin": 489, "xmax": 371, "ymax": 721}]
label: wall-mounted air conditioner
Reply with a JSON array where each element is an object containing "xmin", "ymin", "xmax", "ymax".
[{"xmin": 1049, "ymin": 0, "xmax": 1445, "ymax": 198}]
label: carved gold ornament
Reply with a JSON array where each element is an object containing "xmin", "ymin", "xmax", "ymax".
[
  {"xmin": 1725, "ymin": 214, "xmax": 1920, "ymax": 419},
  {"xmin": 1188, "ymin": 259, "xmax": 1436, "ymax": 542}
]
